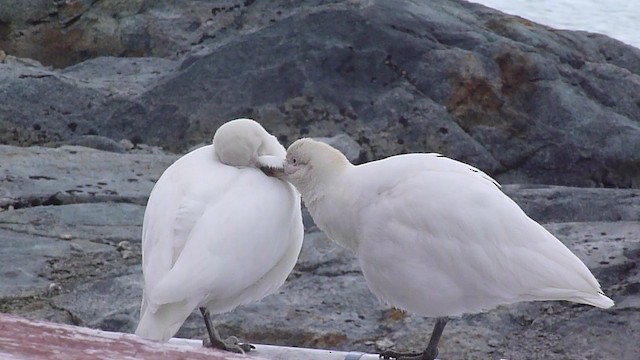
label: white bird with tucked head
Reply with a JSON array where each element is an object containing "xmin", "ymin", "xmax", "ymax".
[
  {"xmin": 135, "ymin": 119, "xmax": 303, "ymax": 353},
  {"xmin": 284, "ymin": 138, "xmax": 613, "ymax": 360}
]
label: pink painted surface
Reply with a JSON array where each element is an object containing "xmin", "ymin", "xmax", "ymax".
[{"xmin": 0, "ymin": 313, "xmax": 265, "ymax": 360}]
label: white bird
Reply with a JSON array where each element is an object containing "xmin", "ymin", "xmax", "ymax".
[
  {"xmin": 284, "ymin": 138, "xmax": 613, "ymax": 360},
  {"xmin": 135, "ymin": 119, "xmax": 304, "ymax": 353}
]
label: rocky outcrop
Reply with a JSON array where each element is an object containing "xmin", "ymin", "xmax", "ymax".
[
  {"xmin": 1, "ymin": 0, "xmax": 639, "ymax": 187},
  {"xmin": 1, "ymin": 145, "xmax": 638, "ymax": 359}
]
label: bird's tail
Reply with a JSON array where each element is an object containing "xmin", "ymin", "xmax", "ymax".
[
  {"xmin": 574, "ymin": 292, "xmax": 615, "ymax": 309},
  {"xmin": 529, "ymin": 288, "xmax": 614, "ymax": 309},
  {"xmin": 135, "ymin": 300, "xmax": 194, "ymax": 342}
]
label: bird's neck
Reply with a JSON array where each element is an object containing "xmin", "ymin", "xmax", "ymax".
[
  {"xmin": 302, "ymin": 169, "xmax": 360, "ymax": 253},
  {"xmin": 297, "ymin": 159, "xmax": 351, "ymax": 204}
]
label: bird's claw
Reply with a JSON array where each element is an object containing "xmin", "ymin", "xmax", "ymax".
[
  {"xmin": 203, "ymin": 335, "xmax": 254, "ymax": 354},
  {"xmin": 225, "ymin": 336, "xmax": 255, "ymax": 353},
  {"xmin": 238, "ymin": 342, "xmax": 256, "ymax": 353}
]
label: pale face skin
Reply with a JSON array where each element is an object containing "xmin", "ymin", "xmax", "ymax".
[
  {"xmin": 283, "ymin": 150, "xmax": 306, "ymax": 179},
  {"xmin": 259, "ymin": 140, "xmax": 315, "ymax": 180},
  {"xmin": 282, "ymin": 140, "xmax": 307, "ymax": 187},
  {"xmin": 283, "ymin": 138, "xmax": 351, "ymax": 195}
]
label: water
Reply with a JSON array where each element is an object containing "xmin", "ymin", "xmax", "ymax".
[{"xmin": 469, "ymin": 0, "xmax": 640, "ymax": 48}]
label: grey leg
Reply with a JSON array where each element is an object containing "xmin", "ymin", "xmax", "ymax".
[
  {"xmin": 380, "ymin": 317, "xmax": 448, "ymax": 360},
  {"xmin": 199, "ymin": 307, "xmax": 254, "ymax": 353}
]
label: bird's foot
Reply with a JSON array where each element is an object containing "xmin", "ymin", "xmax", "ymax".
[
  {"xmin": 379, "ymin": 350, "xmax": 422, "ymax": 359},
  {"xmin": 381, "ymin": 317, "xmax": 445, "ymax": 360},
  {"xmin": 379, "ymin": 348, "xmax": 437, "ymax": 360},
  {"xmin": 203, "ymin": 335, "xmax": 255, "ymax": 354}
]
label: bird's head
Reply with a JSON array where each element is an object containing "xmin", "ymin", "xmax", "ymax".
[
  {"xmin": 284, "ymin": 138, "xmax": 351, "ymax": 197},
  {"xmin": 213, "ymin": 118, "xmax": 286, "ymax": 177}
]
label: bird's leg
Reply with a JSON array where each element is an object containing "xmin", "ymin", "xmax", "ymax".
[
  {"xmin": 421, "ymin": 317, "xmax": 448, "ymax": 360},
  {"xmin": 379, "ymin": 317, "xmax": 448, "ymax": 360},
  {"xmin": 199, "ymin": 307, "xmax": 254, "ymax": 354}
]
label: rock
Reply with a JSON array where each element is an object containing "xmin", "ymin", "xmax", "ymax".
[
  {"xmin": 375, "ymin": 337, "xmax": 395, "ymax": 352},
  {"xmin": 58, "ymin": 233, "xmax": 73, "ymax": 241},
  {"xmin": 0, "ymin": 226, "xmax": 113, "ymax": 299},
  {"xmin": 51, "ymin": 272, "xmax": 143, "ymax": 332},
  {"xmin": 0, "ymin": 203, "xmax": 144, "ymax": 244},
  {"xmin": 314, "ymin": 134, "xmax": 361, "ymax": 163},
  {"xmin": 47, "ymin": 282, "xmax": 62, "ymax": 296},
  {"xmin": 3, "ymin": 54, "xmax": 46, "ymax": 68},
  {"xmin": 59, "ymin": 56, "xmax": 178, "ymax": 97},
  {"xmin": 47, "ymin": 135, "xmax": 128, "ymax": 153},
  {"xmin": 93, "ymin": 0, "xmax": 640, "ymax": 188},
  {"xmin": 0, "ymin": 144, "xmax": 177, "ymax": 209},
  {"xmin": 119, "ymin": 139, "xmax": 135, "ymax": 151},
  {"xmin": 117, "ymin": 240, "xmax": 134, "ymax": 259},
  {"xmin": 116, "ymin": 241, "xmax": 131, "ymax": 251},
  {"xmin": 0, "ymin": 0, "xmax": 332, "ymax": 69},
  {"xmin": 0, "ymin": 0, "xmax": 639, "ymax": 187},
  {"xmin": 503, "ymin": 184, "xmax": 640, "ymax": 223},
  {"xmin": 0, "ymin": 56, "xmax": 177, "ymax": 147}
]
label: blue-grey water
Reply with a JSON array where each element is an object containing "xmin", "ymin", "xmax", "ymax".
[{"xmin": 469, "ymin": 0, "xmax": 640, "ymax": 48}]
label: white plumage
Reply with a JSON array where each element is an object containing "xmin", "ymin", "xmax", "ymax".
[
  {"xmin": 284, "ymin": 138, "xmax": 613, "ymax": 359},
  {"xmin": 135, "ymin": 119, "xmax": 303, "ymax": 350}
]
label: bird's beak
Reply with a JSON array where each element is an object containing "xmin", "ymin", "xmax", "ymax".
[
  {"xmin": 260, "ymin": 164, "xmax": 285, "ymax": 178},
  {"xmin": 258, "ymin": 156, "xmax": 286, "ymax": 178}
]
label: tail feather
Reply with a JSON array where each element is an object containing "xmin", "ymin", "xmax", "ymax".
[
  {"xmin": 135, "ymin": 300, "xmax": 194, "ymax": 342},
  {"xmin": 576, "ymin": 292, "xmax": 615, "ymax": 309},
  {"xmin": 529, "ymin": 288, "xmax": 614, "ymax": 309}
]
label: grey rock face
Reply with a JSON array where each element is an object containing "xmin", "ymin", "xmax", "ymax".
[
  {"xmin": 0, "ymin": 0, "xmax": 639, "ymax": 187},
  {"xmin": 0, "ymin": 145, "xmax": 176, "ymax": 208},
  {"xmin": 0, "ymin": 145, "xmax": 638, "ymax": 359},
  {"xmin": 314, "ymin": 134, "xmax": 362, "ymax": 162},
  {"xmin": 0, "ymin": 57, "xmax": 178, "ymax": 147},
  {"xmin": 502, "ymin": 184, "xmax": 640, "ymax": 223}
]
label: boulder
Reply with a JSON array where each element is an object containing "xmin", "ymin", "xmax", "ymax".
[
  {"xmin": 0, "ymin": 144, "xmax": 176, "ymax": 208},
  {"xmin": 0, "ymin": 0, "xmax": 639, "ymax": 187}
]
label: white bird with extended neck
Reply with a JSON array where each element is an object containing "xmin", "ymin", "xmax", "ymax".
[{"xmin": 284, "ymin": 138, "xmax": 613, "ymax": 360}]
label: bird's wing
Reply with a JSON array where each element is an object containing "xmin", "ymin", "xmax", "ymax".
[
  {"xmin": 141, "ymin": 146, "xmax": 232, "ymax": 295},
  {"xmin": 355, "ymin": 154, "xmax": 606, "ymax": 315},
  {"xmin": 147, "ymin": 169, "xmax": 299, "ymax": 308}
]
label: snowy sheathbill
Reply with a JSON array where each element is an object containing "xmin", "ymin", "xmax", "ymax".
[
  {"xmin": 284, "ymin": 138, "xmax": 613, "ymax": 360},
  {"xmin": 135, "ymin": 119, "xmax": 303, "ymax": 353}
]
